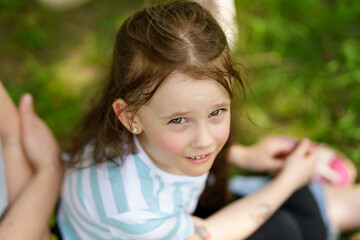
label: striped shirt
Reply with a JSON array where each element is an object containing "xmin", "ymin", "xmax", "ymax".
[{"xmin": 57, "ymin": 138, "xmax": 208, "ymax": 239}]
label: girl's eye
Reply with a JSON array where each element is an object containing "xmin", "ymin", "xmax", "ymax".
[
  {"xmin": 209, "ymin": 109, "xmax": 224, "ymax": 117},
  {"xmin": 169, "ymin": 117, "xmax": 186, "ymax": 124}
]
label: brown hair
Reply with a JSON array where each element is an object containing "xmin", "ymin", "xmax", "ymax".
[{"xmin": 66, "ymin": 0, "xmax": 244, "ymax": 207}]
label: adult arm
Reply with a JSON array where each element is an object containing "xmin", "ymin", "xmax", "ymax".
[
  {"xmin": 0, "ymin": 167, "xmax": 62, "ymax": 240},
  {"xmin": 0, "ymin": 82, "xmax": 33, "ymax": 202},
  {"xmin": 0, "ymin": 94, "xmax": 63, "ymax": 240}
]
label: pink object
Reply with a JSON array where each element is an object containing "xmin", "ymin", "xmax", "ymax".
[
  {"xmin": 330, "ymin": 156, "xmax": 350, "ymax": 187},
  {"xmin": 277, "ymin": 136, "xmax": 357, "ymax": 187},
  {"xmin": 313, "ymin": 147, "xmax": 356, "ymax": 187}
]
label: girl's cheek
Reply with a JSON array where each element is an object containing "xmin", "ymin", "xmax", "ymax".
[
  {"xmin": 217, "ymin": 125, "xmax": 231, "ymax": 147},
  {"xmin": 158, "ymin": 134, "xmax": 185, "ymax": 156}
]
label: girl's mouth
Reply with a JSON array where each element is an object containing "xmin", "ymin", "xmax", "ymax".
[{"xmin": 185, "ymin": 153, "xmax": 211, "ymax": 163}]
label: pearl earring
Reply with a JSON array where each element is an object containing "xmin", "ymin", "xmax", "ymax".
[{"xmin": 132, "ymin": 127, "xmax": 138, "ymax": 134}]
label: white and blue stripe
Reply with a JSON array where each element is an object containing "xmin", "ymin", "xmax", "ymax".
[{"xmin": 58, "ymin": 139, "xmax": 208, "ymax": 239}]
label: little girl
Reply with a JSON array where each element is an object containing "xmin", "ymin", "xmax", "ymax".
[{"xmin": 57, "ymin": 1, "xmax": 327, "ymax": 239}]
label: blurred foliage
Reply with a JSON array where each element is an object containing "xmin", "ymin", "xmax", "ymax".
[
  {"xmin": 1, "ymin": 0, "xmax": 359, "ymax": 166},
  {"xmin": 233, "ymin": 0, "xmax": 360, "ymax": 167},
  {"xmin": 0, "ymin": 0, "xmax": 138, "ymax": 144},
  {"xmin": 1, "ymin": 0, "xmax": 359, "ymax": 238}
]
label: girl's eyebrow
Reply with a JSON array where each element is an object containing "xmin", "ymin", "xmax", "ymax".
[
  {"xmin": 212, "ymin": 101, "xmax": 231, "ymax": 109},
  {"xmin": 161, "ymin": 101, "xmax": 230, "ymax": 120}
]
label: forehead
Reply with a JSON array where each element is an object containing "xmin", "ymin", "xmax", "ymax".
[{"xmin": 147, "ymin": 71, "xmax": 230, "ymax": 111}]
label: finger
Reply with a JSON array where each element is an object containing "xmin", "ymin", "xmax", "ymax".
[
  {"xmin": 19, "ymin": 94, "xmax": 50, "ymax": 137},
  {"xmin": 316, "ymin": 164, "xmax": 340, "ymax": 184},
  {"xmin": 272, "ymin": 143, "xmax": 295, "ymax": 158},
  {"xmin": 19, "ymin": 93, "xmax": 34, "ymax": 118},
  {"xmin": 272, "ymin": 136, "xmax": 298, "ymax": 159},
  {"xmin": 19, "ymin": 93, "xmax": 35, "ymax": 132},
  {"xmin": 305, "ymin": 143, "xmax": 319, "ymax": 159},
  {"xmin": 291, "ymin": 138, "xmax": 311, "ymax": 157}
]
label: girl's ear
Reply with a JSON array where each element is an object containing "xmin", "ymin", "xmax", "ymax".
[{"xmin": 112, "ymin": 99, "xmax": 142, "ymax": 134}]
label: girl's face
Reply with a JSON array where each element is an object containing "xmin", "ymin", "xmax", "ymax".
[{"xmin": 136, "ymin": 71, "xmax": 231, "ymax": 176}]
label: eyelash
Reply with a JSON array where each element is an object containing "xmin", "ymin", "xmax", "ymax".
[
  {"xmin": 169, "ymin": 117, "xmax": 187, "ymax": 124},
  {"xmin": 209, "ymin": 108, "xmax": 225, "ymax": 117},
  {"xmin": 169, "ymin": 108, "xmax": 226, "ymax": 124}
]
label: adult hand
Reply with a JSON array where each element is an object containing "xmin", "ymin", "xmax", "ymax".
[
  {"xmin": 228, "ymin": 136, "xmax": 296, "ymax": 172},
  {"xmin": 18, "ymin": 94, "xmax": 62, "ymax": 172},
  {"xmin": 0, "ymin": 94, "xmax": 63, "ymax": 240}
]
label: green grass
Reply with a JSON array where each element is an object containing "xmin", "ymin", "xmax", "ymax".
[{"xmin": 233, "ymin": 0, "xmax": 360, "ymax": 162}]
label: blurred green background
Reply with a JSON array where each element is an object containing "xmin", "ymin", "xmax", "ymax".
[
  {"xmin": 2, "ymin": 0, "xmax": 359, "ymax": 160},
  {"xmin": 1, "ymin": 0, "xmax": 360, "ymax": 237}
]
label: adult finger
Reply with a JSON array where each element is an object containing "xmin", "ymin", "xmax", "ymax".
[{"xmin": 19, "ymin": 93, "xmax": 35, "ymax": 130}]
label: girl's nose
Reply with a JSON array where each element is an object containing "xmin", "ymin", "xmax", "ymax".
[{"xmin": 191, "ymin": 124, "xmax": 214, "ymax": 149}]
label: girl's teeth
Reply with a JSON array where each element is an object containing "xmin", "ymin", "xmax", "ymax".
[{"xmin": 190, "ymin": 155, "xmax": 206, "ymax": 159}]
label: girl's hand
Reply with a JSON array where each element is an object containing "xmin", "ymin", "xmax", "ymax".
[
  {"xmin": 280, "ymin": 139, "xmax": 318, "ymax": 190},
  {"xmin": 19, "ymin": 94, "xmax": 62, "ymax": 173},
  {"xmin": 228, "ymin": 136, "xmax": 295, "ymax": 172}
]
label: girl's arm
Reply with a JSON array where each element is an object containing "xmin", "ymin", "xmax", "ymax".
[
  {"xmin": 0, "ymin": 94, "xmax": 63, "ymax": 240},
  {"xmin": 188, "ymin": 139, "xmax": 318, "ymax": 240},
  {"xmin": 0, "ymin": 82, "xmax": 33, "ymax": 202}
]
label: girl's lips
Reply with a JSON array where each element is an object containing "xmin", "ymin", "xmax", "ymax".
[{"xmin": 185, "ymin": 153, "xmax": 212, "ymax": 163}]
